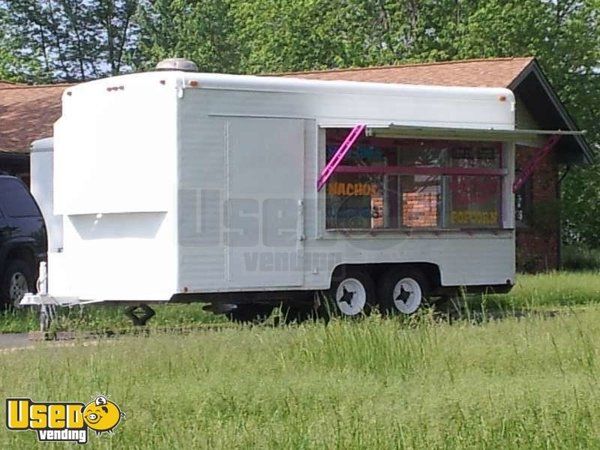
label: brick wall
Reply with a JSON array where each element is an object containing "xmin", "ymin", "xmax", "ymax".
[
  {"xmin": 402, "ymin": 192, "xmax": 438, "ymax": 227},
  {"xmin": 515, "ymin": 146, "xmax": 560, "ymax": 272}
]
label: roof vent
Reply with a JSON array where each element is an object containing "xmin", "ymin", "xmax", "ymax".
[{"xmin": 155, "ymin": 58, "xmax": 198, "ymax": 72}]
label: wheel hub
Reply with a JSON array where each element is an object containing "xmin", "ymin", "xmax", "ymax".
[
  {"xmin": 335, "ymin": 278, "xmax": 366, "ymax": 316},
  {"xmin": 395, "ymin": 285, "xmax": 412, "ymax": 303},
  {"xmin": 339, "ymin": 286, "xmax": 355, "ymax": 306},
  {"xmin": 392, "ymin": 278, "xmax": 422, "ymax": 314}
]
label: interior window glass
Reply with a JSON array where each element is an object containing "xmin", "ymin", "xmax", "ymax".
[
  {"xmin": 325, "ymin": 136, "xmax": 386, "ymax": 229},
  {"xmin": 401, "ymin": 175, "xmax": 441, "ymax": 228},
  {"xmin": 445, "ymin": 175, "xmax": 501, "ymax": 228},
  {"xmin": 450, "ymin": 144, "xmax": 500, "ymax": 169},
  {"xmin": 324, "ymin": 129, "xmax": 503, "ymax": 230}
]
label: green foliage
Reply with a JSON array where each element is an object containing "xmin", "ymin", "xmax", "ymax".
[
  {"xmin": 0, "ymin": 7, "xmax": 45, "ymax": 82},
  {"xmin": 562, "ymin": 245, "xmax": 600, "ymax": 271},
  {"xmin": 230, "ymin": 0, "xmax": 382, "ymax": 73},
  {"xmin": 563, "ymin": 164, "xmax": 600, "ymax": 246},
  {"xmin": 0, "ymin": 0, "xmax": 139, "ymax": 81},
  {"xmin": 134, "ymin": 0, "xmax": 239, "ymax": 73}
]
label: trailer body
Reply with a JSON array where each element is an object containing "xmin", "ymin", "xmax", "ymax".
[{"xmin": 36, "ymin": 71, "xmax": 517, "ymax": 304}]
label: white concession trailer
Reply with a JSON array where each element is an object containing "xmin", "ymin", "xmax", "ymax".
[{"xmin": 25, "ymin": 60, "xmax": 535, "ymax": 323}]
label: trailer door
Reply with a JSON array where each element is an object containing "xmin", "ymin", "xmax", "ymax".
[{"xmin": 226, "ymin": 118, "xmax": 305, "ymax": 288}]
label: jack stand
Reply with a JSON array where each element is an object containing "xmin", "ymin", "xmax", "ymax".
[
  {"xmin": 36, "ymin": 262, "xmax": 56, "ymax": 334},
  {"xmin": 39, "ymin": 304, "xmax": 56, "ymax": 333},
  {"xmin": 124, "ymin": 304, "xmax": 156, "ymax": 326}
]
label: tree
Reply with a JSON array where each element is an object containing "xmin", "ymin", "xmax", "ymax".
[
  {"xmin": 0, "ymin": 0, "xmax": 139, "ymax": 82},
  {"xmin": 133, "ymin": 0, "xmax": 239, "ymax": 73},
  {"xmin": 0, "ymin": 7, "xmax": 45, "ymax": 82},
  {"xmin": 229, "ymin": 0, "xmax": 442, "ymax": 72},
  {"xmin": 231, "ymin": 0, "xmax": 364, "ymax": 73}
]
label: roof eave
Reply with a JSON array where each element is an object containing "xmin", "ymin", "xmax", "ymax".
[{"xmin": 510, "ymin": 60, "xmax": 593, "ymax": 164}]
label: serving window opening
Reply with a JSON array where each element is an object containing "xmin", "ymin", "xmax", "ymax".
[{"xmin": 324, "ymin": 128, "xmax": 505, "ymax": 230}]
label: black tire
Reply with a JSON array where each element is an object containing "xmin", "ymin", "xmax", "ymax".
[
  {"xmin": 325, "ymin": 268, "xmax": 376, "ymax": 317},
  {"xmin": 1, "ymin": 259, "xmax": 35, "ymax": 309},
  {"xmin": 377, "ymin": 268, "xmax": 430, "ymax": 315},
  {"xmin": 225, "ymin": 303, "xmax": 274, "ymax": 324}
]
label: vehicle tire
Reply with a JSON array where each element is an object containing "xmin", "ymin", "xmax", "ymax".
[
  {"xmin": 325, "ymin": 268, "xmax": 376, "ymax": 317},
  {"xmin": 1, "ymin": 259, "xmax": 35, "ymax": 309},
  {"xmin": 377, "ymin": 268, "xmax": 429, "ymax": 315},
  {"xmin": 225, "ymin": 303, "xmax": 274, "ymax": 324}
]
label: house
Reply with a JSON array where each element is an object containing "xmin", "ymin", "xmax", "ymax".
[{"xmin": 0, "ymin": 57, "xmax": 592, "ymax": 272}]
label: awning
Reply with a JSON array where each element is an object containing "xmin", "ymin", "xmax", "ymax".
[
  {"xmin": 365, "ymin": 124, "xmax": 586, "ymax": 143},
  {"xmin": 367, "ymin": 125, "xmax": 587, "ymax": 192},
  {"xmin": 317, "ymin": 123, "xmax": 587, "ymax": 192}
]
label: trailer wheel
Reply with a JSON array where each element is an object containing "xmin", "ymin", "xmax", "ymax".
[
  {"xmin": 327, "ymin": 269, "xmax": 375, "ymax": 317},
  {"xmin": 378, "ymin": 268, "xmax": 429, "ymax": 315},
  {"xmin": 225, "ymin": 304, "xmax": 274, "ymax": 324}
]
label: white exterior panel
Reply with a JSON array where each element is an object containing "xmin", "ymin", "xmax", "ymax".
[
  {"xmin": 50, "ymin": 74, "xmax": 180, "ymax": 301},
  {"xmin": 31, "ymin": 138, "xmax": 63, "ymax": 253},
  {"xmin": 177, "ymin": 77, "xmax": 514, "ymax": 293},
  {"xmin": 45, "ymin": 71, "xmax": 516, "ymax": 302}
]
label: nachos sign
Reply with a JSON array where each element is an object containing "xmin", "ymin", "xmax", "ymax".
[{"xmin": 6, "ymin": 395, "xmax": 123, "ymax": 444}]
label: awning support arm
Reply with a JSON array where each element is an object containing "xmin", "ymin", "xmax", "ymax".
[
  {"xmin": 512, "ymin": 134, "xmax": 561, "ymax": 193},
  {"xmin": 317, "ymin": 124, "xmax": 365, "ymax": 191}
]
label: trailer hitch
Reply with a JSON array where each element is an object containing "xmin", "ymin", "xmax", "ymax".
[{"xmin": 124, "ymin": 304, "xmax": 156, "ymax": 326}]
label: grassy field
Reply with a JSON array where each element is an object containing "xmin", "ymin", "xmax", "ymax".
[
  {"xmin": 2, "ymin": 271, "xmax": 600, "ymax": 334},
  {"xmin": 2, "ymin": 272, "xmax": 600, "ymax": 448}
]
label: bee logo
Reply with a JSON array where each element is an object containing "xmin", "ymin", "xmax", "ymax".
[
  {"xmin": 6, "ymin": 395, "xmax": 124, "ymax": 444},
  {"xmin": 82, "ymin": 396, "xmax": 123, "ymax": 435}
]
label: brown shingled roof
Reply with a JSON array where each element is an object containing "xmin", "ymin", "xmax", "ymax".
[
  {"xmin": 281, "ymin": 57, "xmax": 535, "ymax": 88},
  {"xmin": 0, "ymin": 81, "xmax": 19, "ymax": 89},
  {"xmin": 0, "ymin": 83, "xmax": 69, "ymax": 153},
  {"xmin": 0, "ymin": 57, "xmax": 579, "ymax": 159}
]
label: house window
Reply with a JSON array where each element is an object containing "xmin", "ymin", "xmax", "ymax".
[{"xmin": 324, "ymin": 129, "xmax": 504, "ymax": 230}]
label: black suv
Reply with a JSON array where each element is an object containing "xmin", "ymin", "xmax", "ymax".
[{"xmin": 0, "ymin": 176, "xmax": 47, "ymax": 308}]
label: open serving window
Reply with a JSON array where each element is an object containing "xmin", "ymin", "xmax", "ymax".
[
  {"xmin": 320, "ymin": 124, "xmax": 585, "ymax": 232},
  {"xmin": 323, "ymin": 128, "xmax": 506, "ymax": 230}
]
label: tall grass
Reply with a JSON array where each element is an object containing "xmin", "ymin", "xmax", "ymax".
[
  {"xmin": 2, "ymin": 308, "xmax": 600, "ymax": 448},
  {"xmin": 2, "ymin": 272, "xmax": 600, "ymax": 334},
  {"xmin": 0, "ymin": 302, "xmax": 226, "ymax": 334},
  {"xmin": 481, "ymin": 271, "xmax": 600, "ymax": 310}
]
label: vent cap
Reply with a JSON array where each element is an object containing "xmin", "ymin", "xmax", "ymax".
[{"xmin": 155, "ymin": 58, "xmax": 198, "ymax": 72}]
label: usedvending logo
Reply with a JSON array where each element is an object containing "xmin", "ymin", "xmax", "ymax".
[{"xmin": 6, "ymin": 395, "xmax": 124, "ymax": 444}]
